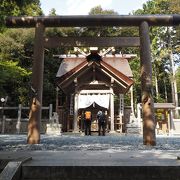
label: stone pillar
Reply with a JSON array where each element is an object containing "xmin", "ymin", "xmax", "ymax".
[
  {"xmin": 73, "ymin": 93, "xmax": 79, "ymax": 132},
  {"xmin": 110, "ymin": 88, "xmax": 115, "ymax": 132},
  {"xmin": 56, "ymin": 87, "xmax": 59, "ymax": 113},
  {"xmin": 27, "ymin": 22, "xmax": 45, "ymax": 144},
  {"xmin": 169, "ymin": 109, "xmax": 174, "ymax": 135},
  {"xmin": 49, "ymin": 104, "xmax": 53, "ymax": 121},
  {"xmin": 1, "ymin": 115, "xmax": 5, "ymax": 134},
  {"xmin": 139, "ymin": 21, "xmax": 156, "ymax": 145},
  {"xmin": 137, "ymin": 103, "xmax": 142, "ymax": 133},
  {"xmin": 130, "ymin": 86, "xmax": 135, "ymax": 117},
  {"xmin": 16, "ymin": 104, "xmax": 22, "ymax": 134}
]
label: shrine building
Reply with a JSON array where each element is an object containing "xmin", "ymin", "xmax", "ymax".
[{"xmin": 56, "ymin": 48, "xmax": 134, "ymax": 133}]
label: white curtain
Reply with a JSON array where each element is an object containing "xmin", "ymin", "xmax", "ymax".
[{"xmin": 78, "ymin": 94, "xmax": 110, "ymax": 109}]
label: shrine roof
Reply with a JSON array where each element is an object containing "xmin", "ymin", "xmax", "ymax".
[
  {"xmin": 56, "ymin": 55, "xmax": 134, "ymax": 94},
  {"xmin": 56, "ymin": 56, "xmax": 133, "ymax": 78}
]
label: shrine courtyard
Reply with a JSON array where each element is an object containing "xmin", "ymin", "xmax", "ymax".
[
  {"xmin": 1, "ymin": 134, "xmax": 180, "ymax": 180},
  {"xmin": 1, "ymin": 14, "xmax": 180, "ymax": 179}
]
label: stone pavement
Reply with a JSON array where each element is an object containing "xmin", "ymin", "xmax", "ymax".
[
  {"xmin": 1, "ymin": 150, "xmax": 180, "ymax": 180},
  {"xmin": 0, "ymin": 150, "xmax": 180, "ymax": 166},
  {"xmin": 1, "ymin": 134, "xmax": 180, "ymax": 179}
]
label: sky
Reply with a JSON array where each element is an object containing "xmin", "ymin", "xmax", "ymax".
[{"xmin": 40, "ymin": 0, "xmax": 148, "ymax": 15}]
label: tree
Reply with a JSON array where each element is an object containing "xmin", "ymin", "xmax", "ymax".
[
  {"xmin": 80, "ymin": 5, "xmax": 119, "ymax": 37},
  {"xmin": 0, "ymin": 29, "xmax": 34, "ymax": 105},
  {"xmin": 49, "ymin": 8, "xmax": 57, "ymax": 16},
  {"xmin": 133, "ymin": 0, "xmax": 180, "ymax": 104},
  {"xmin": 0, "ymin": 0, "xmax": 42, "ymax": 32},
  {"xmin": 177, "ymin": 67, "xmax": 180, "ymax": 93},
  {"xmin": 0, "ymin": 1, "xmax": 42, "ymax": 106}
]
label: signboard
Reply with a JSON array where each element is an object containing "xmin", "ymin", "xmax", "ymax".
[{"xmin": 119, "ymin": 94, "xmax": 124, "ymax": 116}]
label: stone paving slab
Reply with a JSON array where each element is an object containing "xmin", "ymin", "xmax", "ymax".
[{"xmin": 0, "ymin": 150, "xmax": 180, "ymax": 166}]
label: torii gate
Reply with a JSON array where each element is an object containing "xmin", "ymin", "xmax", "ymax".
[{"xmin": 5, "ymin": 15, "xmax": 180, "ymax": 145}]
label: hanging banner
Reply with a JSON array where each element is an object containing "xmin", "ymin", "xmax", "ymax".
[{"xmin": 78, "ymin": 94, "xmax": 110, "ymax": 109}]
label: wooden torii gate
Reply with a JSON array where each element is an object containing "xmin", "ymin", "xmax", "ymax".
[{"xmin": 5, "ymin": 15, "xmax": 180, "ymax": 145}]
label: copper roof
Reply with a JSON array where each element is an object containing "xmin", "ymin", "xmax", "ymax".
[
  {"xmin": 56, "ymin": 56, "xmax": 134, "ymax": 93},
  {"xmin": 102, "ymin": 57, "xmax": 133, "ymax": 77},
  {"xmin": 56, "ymin": 57, "xmax": 133, "ymax": 78},
  {"xmin": 100, "ymin": 60, "xmax": 133, "ymax": 87},
  {"xmin": 56, "ymin": 58, "xmax": 86, "ymax": 77}
]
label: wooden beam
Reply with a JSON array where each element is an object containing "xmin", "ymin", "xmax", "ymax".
[
  {"xmin": 44, "ymin": 37, "xmax": 140, "ymax": 48},
  {"xmin": 5, "ymin": 15, "xmax": 180, "ymax": 28}
]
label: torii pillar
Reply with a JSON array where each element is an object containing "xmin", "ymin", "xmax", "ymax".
[
  {"xmin": 139, "ymin": 21, "xmax": 156, "ymax": 145},
  {"xmin": 27, "ymin": 22, "xmax": 45, "ymax": 144}
]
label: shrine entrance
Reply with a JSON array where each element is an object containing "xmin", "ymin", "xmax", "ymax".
[
  {"xmin": 5, "ymin": 14, "xmax": 180, "ymax": 145},
  {"xmin": 55, "ymin": 48, "xmax": 133, "ymax": 133}
]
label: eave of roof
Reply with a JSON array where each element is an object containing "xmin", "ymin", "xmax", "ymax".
[
  {"xmin": 56, "ymin": 60, "xmax": 88, "ymax": 85},
  {"xmin": 56, "ymin": 60, "xmax": 133, "ymax": 93},
  {"xmin": 100, "ymin": 60, "xmax": 133, "ymax": 87}
]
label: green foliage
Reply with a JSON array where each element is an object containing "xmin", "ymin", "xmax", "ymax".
[
  {"xmin": 0, "ymin": 0, "xmax": 42, "ymax": 32},
  {"xmin": 79, "ymin": 5, "xmax": 120, "ymax": 37},
  {"xmin": 1, "ymin": 1, "xmax": 180, "ymax": 110},
  {"xmin": 0, "ymin": 1, "xmax": 41, "ymax": 105},
  {"xmin": 177, "ymin": 67, "xmax": 180, "ymax": 93},
  {"xmin": 0, "ymin": 29, "xmax": 33, "ymax": 105},
  {"xmin": 155, "ymin": 109, "xmax": 168, "ymax": 122},
  {"xmin": 129, "ymin": 57, "xmax": 141, "ymax": 104},
  {"xmin": 89, "ymin": 5, "xmax": 118, "ymax": 15},
  {"xmin": 0, "ymin": 60, "xmax": 30, "ymax": 79},
  {"xmin": 48, "ymin": 8, "xmax": 57, "ymax": 16},
  {"xmin": 133, "ymin": 0, "xmax": 180, "ymax": 104}
]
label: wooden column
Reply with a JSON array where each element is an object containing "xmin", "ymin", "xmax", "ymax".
[
  {"xmin": 73, "ymin": 93, "xmax": 79, "ymax": 132},
  {"xmin": 110, "ymin": 88, "xmax": 115, "ymax": 132},
  {"xmin": 139, "ymin": 21, "xmax": 156, "ymax": 145},
  {"xmin": 27, "ymin": 22, "xmax": 45, "ymax": 144},
  {"xmin": 119, "ymin": 94, "xmax": 124, "ymax": 133}
]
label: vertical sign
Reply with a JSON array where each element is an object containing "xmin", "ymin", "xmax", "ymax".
[
  {"xmin": 119, "ymin": 94, "xmax": 124, "ymax": 116},
  {"xmin": 70, "ymin": 94, "xmax": 74, "ymax": 115}
]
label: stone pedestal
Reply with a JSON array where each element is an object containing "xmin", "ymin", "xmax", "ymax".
[
  {"xmin": 126, "ymin": 115, "xmax": 141, "ymax": 134},
  {"xmin": 126, "ymin": 123, "xmax": 141, "ymax": 134},
  {"xmin": 46, "ymin": 112, "xmax": 61, "ymax": 135},
  {"xmin": 46, "ymin": 123, "xmax": 62, "ymax": 135}
]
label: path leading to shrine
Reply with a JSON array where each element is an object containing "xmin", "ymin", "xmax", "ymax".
[{"xmin": 0, "ymin": 134, "xmax": 180, "ymax": 151}]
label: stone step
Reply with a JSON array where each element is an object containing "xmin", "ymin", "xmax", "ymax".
[
  {"xmin": 1, "ymin": 151, "xmax": 180, "ymax": 180},
  {"xmin": 21, "ymin": 166, "xmax": 180, "ymax": 180}
]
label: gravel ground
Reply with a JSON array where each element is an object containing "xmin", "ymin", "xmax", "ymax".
[{"xmin": 0, "ymin": 134, "xmax": 180, "ymax": 152}]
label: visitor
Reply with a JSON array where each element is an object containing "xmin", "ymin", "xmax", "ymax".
[
  {"xmin": 84, "ymin": 110, "xmax": 92, "ymax": 136},
  {"xmin": 97, "ymin": 110, "xmax": 106, "ymax": 136}
]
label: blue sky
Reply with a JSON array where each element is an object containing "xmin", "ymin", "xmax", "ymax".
[{"xmin": 40, "ymin": 0, "xmax": 148, "ymax": 15}]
